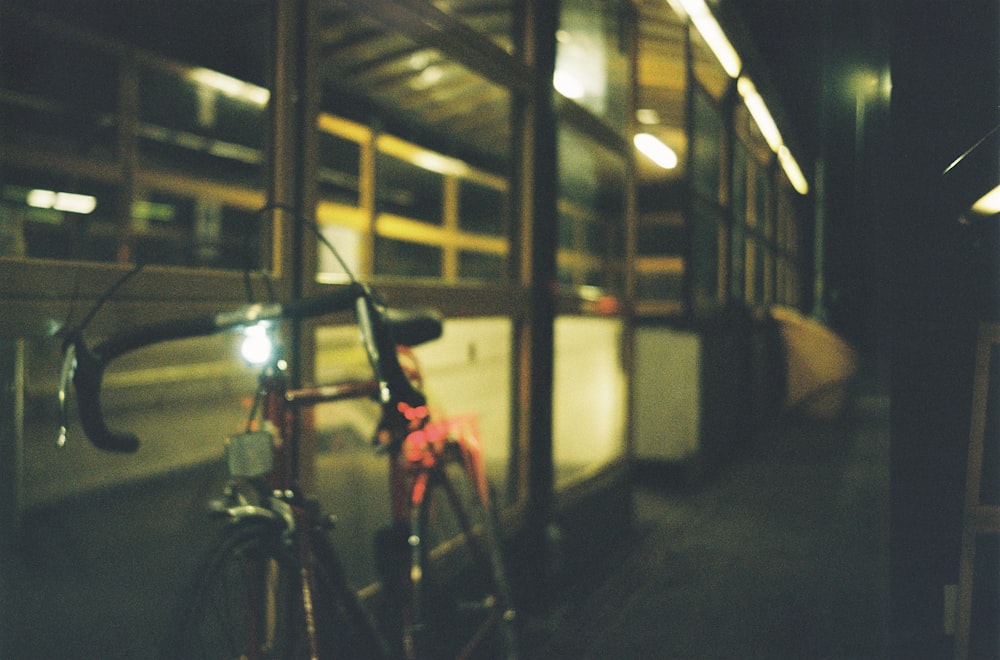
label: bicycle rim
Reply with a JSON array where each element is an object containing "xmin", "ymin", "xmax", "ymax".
[
  {"xmin": 406, "ymin": 461, "xmax": 519, "ymax": 660},
  {"xmin": 169, "ymin": 522, "xmax": 379, "ymax": 660}
]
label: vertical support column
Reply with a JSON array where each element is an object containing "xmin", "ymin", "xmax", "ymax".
[
  {"xmin": 0, "ymin": 339, "xmax": 25, "ymax": 659},
  {"xmin": 512, "ymin": 0, "xmax": 560, "ymax": 610},
  {"xmin": 271, "ymin": 0, "xmax": 321, "ymax": 490}
]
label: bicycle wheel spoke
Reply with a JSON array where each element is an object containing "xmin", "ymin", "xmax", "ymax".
[{"xmin": 403, "ymin": 457, "xmax": 519, "ymax": 659}]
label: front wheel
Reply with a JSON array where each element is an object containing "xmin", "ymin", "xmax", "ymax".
[
  {"xmin": 404, "ymin": 461, "xmax": 519, "ymax": 660},
  {"xmin": 167, "ymin": 520, "xmax": 384, "ymax": 660}
]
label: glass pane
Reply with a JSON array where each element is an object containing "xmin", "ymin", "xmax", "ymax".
[
  {"xmin": 1, "ymin": 169, "xmax": 121, "ymax": 262},
  {"xmin": 317, "ymin": 6, "xmax": 512, "ymax": 168},
  {"xmin": 459, "ymin": 251, "xmax": 505, "ymax": 281},
  {"xmin": 317, "ymin": 224, "xmax": 364, "ymax": 282},
  {"xmin": 755, "ymin": 241, "xmax": 768, "ymax": 303},
  {"xmin": 376, "ymin": 153, "xmax": 443, "ymax": 225},
  {"xmin": 1, "ymin": 4, "xmax": 272, "ymax": 270},
  {"xmin": 430, "ymin": 0, "xmax": 514, "ymax": 53},
  {"xmin": 690, "ymin": 18, "xmax": 731, "ymax": 100},
  {"xmin": 557, "ymin": 0, "xmax": 631, "ymax": 131},
  {"xmin": 311, "ymin": 317, "xmax": 514, "ymax": 587},
  {"xmin": 557, "ymin": 127, "xmax": 627, "ymax": 295},
  {"xmin": 691, "ymin": 89, "xmax": 723, "ymax": 201},
  {"xmin": 373, "ymin": 236, "xmax": 441, "ymax": 278},
  {"xmin": 691, "ymin": 198, "xmax": 722, "ymax": 312},
  {"xmin": 731, "ymin": 141, "xmax": 749, "ymax": 300},
  {"xmin": 24, "ymin": 334, "xmax": 258, "ymax": 507},
  {"xmin": 553, "ymin": 316, "xmax": 627, "ymax": 486},
  {"xmin": 636, "ymin": 271, "xmax": 684, "ymax": 301},
  {"xmin": 459, "ymin": 180, "xmax": 506, "ymax": 236},
  {"xmin": 636, "ymin": 223, "xmax": 685, "ymax": 257},
  {"xmin": 318, "ymin": 131, "xmax": 361, "ymax": 206},
  {"xmin": 0, "ymin": 20, "xmax": 118, "ymax": 159}
]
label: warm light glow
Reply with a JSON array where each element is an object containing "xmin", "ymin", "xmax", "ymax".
[
  {"xmin": 188, "ymin": 68, "xmax": 270, "ymax": 106},
  {"xmin": 412, "ymin": 150, "xmax": 469, "ymax": 178},
  {"xmin": 737, "ymin": 76, "xmax": 783, "ymax": 152},
  {"xmin": 636, "ymin": 108, "xmax": 661, "ymax": 125},
  {"xmin": 972, "ymin": 184, "xmax": 1000, "ymax": 215},
  {"xmin": 778, "ymin": 146, "xmax": 809, "ymax": 195},
  {"xmin": 553, "ymin": 70, "xmax": 585, "ymax": 99},
  {"xmin": 27, "ymin": 189, "xmax": 97, "ymax": 214},
  {"xmin": 410, "ymin": 65, "xmax": 443, "ymax": 90},
  {"xmin": 678, "ymin": 0, "xmax": 742, "ymax": 77},
  {"xmin": 634, "ymin": 133, "xmax": 678, "ymax": 169}
]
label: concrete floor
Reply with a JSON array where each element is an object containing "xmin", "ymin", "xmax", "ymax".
[
  {"xmin": 524, "ymin": 390, "xmax": 893, "ymax": 659},
  {"xmin": 5, "ymin": 370, "xmax": 903, "ymax": 659}
]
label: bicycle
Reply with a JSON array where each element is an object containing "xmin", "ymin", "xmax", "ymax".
[{"xmin": 58, "ymin": 279, "xmax": 519, "ymax": 659}]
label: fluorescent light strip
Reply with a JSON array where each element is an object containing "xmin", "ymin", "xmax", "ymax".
[
  {"xmin": 27, "ymin": 189, "xmax": 97, "ymax": 214},
  {"xmin": 678, "ymin": 0, "xmax": 742, "ymax": 78},
  {"xmin": 778, "ymin": 146, "xmax": 809, "ymax": 195},
  {"xmin": 739, "ymin": 77, "xmax": 810, "ymax": 194},
  {"xmin": 634, "ymin": 133, "xmax": 678, "ymax": 170},
  {"xmin": 187, "ymin": 68, "xmax": 270, "ymax": 107},
  {"xmin": 972, "ymin": 184, "xmax": 1000, "ymax": 215},
  {"xmin": 737, "ymin": 77, "xmax": 782, "ymax": 152},
  {"xmin": 670, "ymin": 1, "xmax": 810, "ymax": 195}
]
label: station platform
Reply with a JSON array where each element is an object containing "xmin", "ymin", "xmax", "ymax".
[{"xmin": 521, "ymin": 372, "xmax": 892, "ymax": 659}]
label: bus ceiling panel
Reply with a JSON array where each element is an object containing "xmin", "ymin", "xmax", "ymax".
[{"xmin": 317, "ymin": 2, "xmax": 515, "ymax": 169}]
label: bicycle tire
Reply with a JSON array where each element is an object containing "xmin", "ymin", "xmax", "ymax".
[
  {"xmin": 165, "ymin": 520, "xmax": 384, "ymax": 660},
  {"xmin": 404, "ymin": 459, "xmax": 519, "ymax": 660}
]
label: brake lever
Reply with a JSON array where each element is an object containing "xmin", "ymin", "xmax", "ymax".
[{"xmin": 57, "ymin": 342, "xmax": 77, "ymax": 447}]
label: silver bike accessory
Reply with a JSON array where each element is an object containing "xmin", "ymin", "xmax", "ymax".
[{"xmin": 225, "ymin": 429, "xmax": 274, "ymax": 478}]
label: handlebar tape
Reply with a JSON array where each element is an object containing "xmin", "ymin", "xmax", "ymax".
[
  {"xmin": 70, "ymin": 283, "xmax": 440, "ymax": 452},
  {"xmin": 383, "ymin": 307, "xmax": 443, "ymax": 348}
]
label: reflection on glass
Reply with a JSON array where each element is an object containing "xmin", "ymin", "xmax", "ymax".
[
  {"xmin": 0, "ymin": 8, "xmax": 270, "ymax": 270},
  {"xmin": 311, "ymin": 317, "xmax": 515, "ymax": 585},
  {"xmin": 318, "ymin": 131, "xmax": 361, "ymax": 206},
  {"xmin": 429, "ymin": 0, "xmax": 515, "ymax": 53},
  {"xmin": 318, "ymin": 224, "xmax": 364, "ymax": 282},
  {"xmin": 553, "ymin": 316, "xmax": 627, "ymax": 486},
  {"xmin": 459, "ymin": 180, "xmax": 506, "ymax": 236},
  {"xmin": 318, "ymin": 8, "xmax": 511, "ymax": 166},
  {"xmin": 377, "ymin": 153, "xmax": 444, "ymax": 225},
  {"xmin": 557, "ymin": 0, "xmax": 631, "ymax": 130},
  {"xmin": 459, "ymin": 251, "xmax": 505, "ymax": 281},
  {"xmin": 557, "ymin": 127, "xmax": 627, "ymax": 295},
  {"xmin": 691, "ymin": 198, "xmax": 721, "ymax": 312},
  {"xmin": 691, "ymin": 89, "xmax": 722, "ymax": 201},
  {"xmin": 0, "ymin": 25, "xmax": 119, "ymax": 158},
  {"xmin": 374, "ymin": 236, "xmax": 441, "ymax": 278}
]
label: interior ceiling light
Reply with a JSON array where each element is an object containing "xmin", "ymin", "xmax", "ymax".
[
  {"xmin": 737, "ymin": 76, "xmax": 782, "ymax": 152},
  {"xmin": 636, "ymin": 108, "xmax": 661, "ymax": 125},
  {"xmin": 972, "ymin": 184, "xmax": 1000, "ymax": 215},
  {"xmin": 678, "ymin": 0, "xmax": 742, "ymax": 78},
  {"xmin": 778, "ymin": 146, "xmax": 809, "ymax": 195},
  {"xmin": 27, "ymin": 189, "xmax": 97, "ymax": 214},
  {"xmin": 553, "ymin": 70, "xmax": 585, "ymax": 99},
  {"xmin": 188, "ymin": 68, "xmax": 270, "ymax": 107},
  {"xmin": 634, "ymin": 133, "xmax": 679, "ymax": 170}
]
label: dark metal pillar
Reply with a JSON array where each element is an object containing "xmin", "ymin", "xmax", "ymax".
[
  {"xmin": 512, "ymin": 0, "xmax": 560, "ymax": 610},
  {"xmin": 0, "ymin": 339, "xmax": 24, "ymax": 659}
]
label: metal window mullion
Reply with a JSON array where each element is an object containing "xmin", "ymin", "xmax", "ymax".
[{"xmin": 443, "ymin": 175, "xmax": 460, "ymax": 281}]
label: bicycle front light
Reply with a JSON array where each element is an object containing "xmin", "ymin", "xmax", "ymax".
[{"xmin": 240, "ymin": 322, "xmax": 274, "ymax": 365}]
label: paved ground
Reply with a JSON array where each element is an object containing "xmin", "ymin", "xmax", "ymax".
[{"xmin": 523, "ymin": 388, "xmax": 893, "ymax": 659}]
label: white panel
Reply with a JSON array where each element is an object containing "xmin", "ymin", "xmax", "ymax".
[
  {"xmin": 553, "ymin": 316, "xmax": 628, "ymax": 484},
  {"xmin": 633, "ymin": 327, "xmax": 701, "ymax": 461}
]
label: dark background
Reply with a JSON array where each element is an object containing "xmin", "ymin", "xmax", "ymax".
[{"xmin": 733, "ymin": 0, "xmax": 999, "ymax": 654}]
